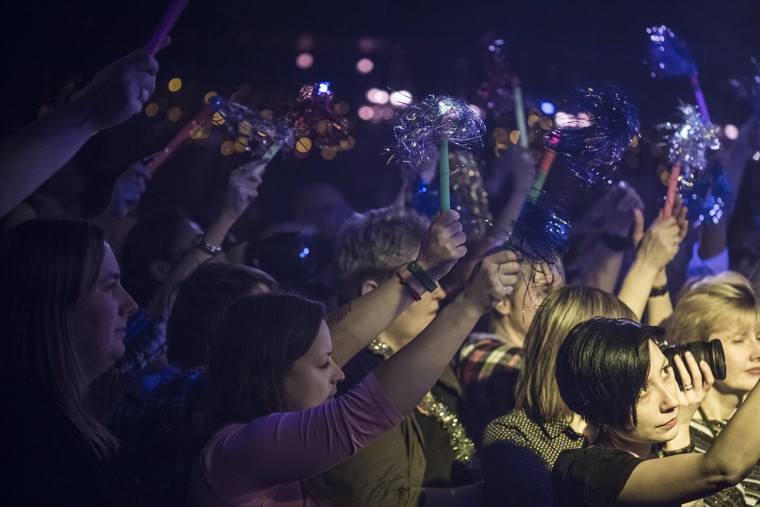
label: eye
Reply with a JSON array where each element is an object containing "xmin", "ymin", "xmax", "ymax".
[
  {"xmin": 640, "ymin": 383, "xmax": 650, "ymax": 395},
  {"xmin": 662, "ymin": 364, "xmax": 671, "ymax": 377}
]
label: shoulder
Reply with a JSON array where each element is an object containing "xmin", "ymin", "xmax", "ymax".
[{"xmin": 553, "ymin": 448, "xmax": 644, "ymax": 507}]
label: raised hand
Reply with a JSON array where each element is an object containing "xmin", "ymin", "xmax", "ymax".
[
  {"xmin": 107, "ymin": 161, "xmax": 150, "ymax": 219},
  {"xmin": 220, "ymin": 161, "xmax": 264, "ymax": 219},
  {"xmin": 457, "ymin": 249, "xmax": 521, "ymax": 314},
  {"xmin": 67, "ymin": 45, "xmax": 164, "ymax": 134},
  {"xmin": 415, "ymin": 210, "xmax": 467, "ymax": 281},
  {"xmin": 603, "ymin": 181, "xmax": 645, "ymax": 240}
]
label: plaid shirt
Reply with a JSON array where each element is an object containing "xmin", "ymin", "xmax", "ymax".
[
  {"xmin": 456, "ymin": 333, "xmax": 523, "ymax": 444},
  {"xmin": 110, "ymin": 367, "xmax": 207, "ymax": 505},
  {"xmin": 117, "ymin": 309, "xmax": 168, "ymax": 389}
]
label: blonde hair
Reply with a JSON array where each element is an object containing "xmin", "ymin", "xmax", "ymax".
[
  {"xmin": 514, "ymin": 286, "xmax": 636, "ymax": 422},
  {"xmin": 666, "ymin": 271, "xmax": 758, "ymax": 345}
]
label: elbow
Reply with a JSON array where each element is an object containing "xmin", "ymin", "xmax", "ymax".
[{"xmin": 701, "ymin": 457, "xmax": 752, "ymax": 489}]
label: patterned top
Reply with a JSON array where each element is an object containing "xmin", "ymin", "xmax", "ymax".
[
  {"xmin": 690, "ymin": 413, "xmax": 760, "ymax": 506},
  {"xmin": 481, "ymin": 408, "xmax": 587, "ymax": 506},
  {"xmin": 456, "ymin": 334, "xmax": 523, "ymax": 443}
]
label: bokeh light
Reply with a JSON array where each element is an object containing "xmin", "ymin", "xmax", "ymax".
[
  {"xmin": 296, "ymin": 53, "xmax": 314, "ymax": 69},
  {"xmin": 356, "ymin": 58, "xmax": 374, "ymax": 74}
]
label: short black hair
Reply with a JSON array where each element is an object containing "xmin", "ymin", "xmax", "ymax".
[{"xmin": 555, "ymin": 317, "xmax": 664, "ymax": 430}]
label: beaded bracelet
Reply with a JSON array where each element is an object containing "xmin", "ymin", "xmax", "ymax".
[
  {"xmin": 396, "ymin": 271, "xmax": 422, "ymax": 301},
  {"xmin": 193, "ymin": 234, "xmax": 223, "ymax": 256}
]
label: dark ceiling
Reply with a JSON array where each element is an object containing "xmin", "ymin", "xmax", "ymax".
[{"xmin": 3, "ymin": 0, "xmax": 760, "ymax": 219}]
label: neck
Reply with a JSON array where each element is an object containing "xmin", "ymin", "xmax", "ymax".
[
  {"xmin": 699, "ymin": 387, "xmax": 742, "ymax": 421},
  {"xmin": 493, "ymin": 318, "xmax": 525, "ymax": 349},
  {"xmin": 568, "ymin": 413, "xmax": 595, "ymax": 441},
  {"xmin": 594, "ymin": 429, "xmax": 652, "ymax": 458}
]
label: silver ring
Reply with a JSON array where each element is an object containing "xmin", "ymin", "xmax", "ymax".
[
  {"xmin": 683, "ymin": 383, "xmax": 694, "ymax": 391},
  {"xmin": 504, "ymin": 285, "xmax": 514, "ymax": 296},
  {"xmin": 140, "ymin": 88, "xmax": 149, "ymax": 102}
]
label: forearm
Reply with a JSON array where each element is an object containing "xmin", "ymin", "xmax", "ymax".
[
  {"xmin": 330, "ymin": 272, "xmax": 426, "ymax": 367},
  {"xmin": 645, "ymin": 270, "xmax": 672, "ymax": 326},
  {"xmin": 703, "ymin": 381, "xmax": 760, "ymax": 483},
  {"xmin": 373, "ymin": 298, "xmax": 483, "ymax": 415},
  {"xmin": 617, "ymin": 259, "xmax": 660, "ymax": 320},
  {"xmin": 582, "ymin": 244, "xmax": 625, "ymax": 292},
  {"xmin": 494, "ymin": 182, "xmax": 531, "ymax": 235},
  {"xmin": 0, "ymin": 104, "xmax": 95, "ymax": 216}
]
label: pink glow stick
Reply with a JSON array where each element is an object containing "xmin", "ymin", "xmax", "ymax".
[
  {"xmin": 662, "ymin": 165, "xmax": 680, "ymax": 218},
  {"xmin": 145, "ymin": 0, "xmax": 190, "ymax": 56},
  {"xmin": 146, "ymin": 103, "xmax": 213, "ymax": 175}
]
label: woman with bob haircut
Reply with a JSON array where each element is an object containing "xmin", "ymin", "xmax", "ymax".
[
  {"xmin": 0, "ymin": 218, "xmax": 140, "ymax": 504},
  {"xmin": 553, "ymin": 317, "xmax": 760, "ymax": 506},
  {"xmin": 190, "ymin": 247, "xmax": 521, "ymax": 506},
  {"xmin": 664, "ymin": 271, "xmax": 760, "ymax": 505},
  {"xmin": 480, "ymin": 286, "xmax": 636, "ymax": 506}
]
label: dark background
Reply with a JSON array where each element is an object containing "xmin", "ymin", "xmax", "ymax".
[{"xmin": 3, "ymin": 0, "xmax": 760, "ymax": 233}]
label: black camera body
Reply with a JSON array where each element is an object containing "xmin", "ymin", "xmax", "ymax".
[{"xmin": 660, "ymin": 339, "xmax": 726, "ymax": 386}]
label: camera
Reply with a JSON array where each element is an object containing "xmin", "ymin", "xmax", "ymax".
[{"xmin": 660, "ymin": 339, "xmax": 726, "ymax": 386}]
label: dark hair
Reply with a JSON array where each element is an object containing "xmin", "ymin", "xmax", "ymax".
[
  {"xmin": 198, "ymin": 292, "xmax": 326, "ymax": 432},
  {"xmin": 0, "ymin": 218, "xmax": 119, "ymax": 458},
  {"xmin": 166, "ymin": 260, "xmax": 278, "ymax": 369},
  {"xmin": 121, "ymin": 210, "xmax": 192, "ymax": 307},
  {"xmin": 555, "ymin": 317, "xmax": 664, "ymax": 430},
  {"xmin": 515, "ymin": 287, "xmax": 636, "ymax": 423}
]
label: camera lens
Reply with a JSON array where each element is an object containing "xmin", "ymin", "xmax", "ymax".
[{"xmin": 659, "ymin": 339, "xmax": 726, "ymax": 385}]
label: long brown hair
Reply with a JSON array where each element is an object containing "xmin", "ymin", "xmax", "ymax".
[
  {"xmin": 0, "ymin": 218, "xmax": 120, "ymax": 459},
  {"xmin": 514, "ymin": 286, "xmax": 636, "ymax": 422}
]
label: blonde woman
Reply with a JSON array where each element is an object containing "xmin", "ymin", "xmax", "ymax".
[
  {"xmin": 480, "ymin": 286, "xmax": 635, "ymax": 506},
  {"xmin": 665, "ymin": 271, "xmax": 760, "ymax": 505}
]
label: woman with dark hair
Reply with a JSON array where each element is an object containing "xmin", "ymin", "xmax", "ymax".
[
  {"xmin": 0, "ymin": 218, "xmax": 140, "ymax": 504},
  {"xmin": 191, "ymin": 246, "xmax": 521, "ymax": 506},
  {"xmin": 480, "ymin": 286, "xmax": 635, "ymax": 506},
  {"xmin": 552, "ymin": 317, "xmax": 760, "ymax": 506}
]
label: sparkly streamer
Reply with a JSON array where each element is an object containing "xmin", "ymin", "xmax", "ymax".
[
  {"xmin": 645, "ymin": 25, "xmax": 710, "ymax": 122},
  {"xmin": 391, "ymin": 95, "xmax": 486, "ymax": 170},
  {"xmin": 283, "ymin": 81, "xmax": 352, "ymax": 152},
  {"xmin": 210, "ymin": 95, "xmax": 295, "ymax": 156},
  {"xmin": 551, "ymin": 85, "xmax": 640, "ymax": 187},
  {"xmin": 503, "ymin": 199, "xmax": 571, "ymax": 267},
  {"xmin": 659, "ymin": 103, "xmax": 720, "ymax": 186},
  {"xmin": 368, "ymin": 339, "xmax": 479, "ymax": 472},
  {"xmin": 681, "ymin": 165, "xmax": 732, "ymax": 226},
  {"xmin": 645, "ymin": 25, "xmax": 697, "ymax": 78}
]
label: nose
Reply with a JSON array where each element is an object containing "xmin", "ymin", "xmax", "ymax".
[
  {"xmin": 659, "ymin": 381, "xmax": 679, "ymax": 412},
  {"xmin": 750, "ymin": 338, "xmax": 760, "ymax": 361},
  {"xmin": 333, "ymin": 364, "xmax": 346, "ymax": 384},
  {"xmin": 119, "ymin": 286, "xmax": 138, "ymax": 317}
]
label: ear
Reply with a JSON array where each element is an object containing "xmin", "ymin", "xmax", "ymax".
[
  {"xmin": 494, "ymin": 296, "xmax": 512, "ymax": 317},
  {"xmin": 147, "ymin": 259, "xmax": 170, "ymax": 283},
  {"xmin": 360, "ymin": 279, "xmax": 380, "ymax": 296}
]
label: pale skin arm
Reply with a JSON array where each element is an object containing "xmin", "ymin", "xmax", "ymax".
[
  {"xmin": 582, "ymin": 181, "xmax": 644, "ymax": 292},
  {"xmin": 0, "ymin": 45, "xmax": 164, "ymax": 217},
  {"xmin": 372, "ymin": 249, "xmax": 521, "ymax": 417},
  {"xmin": 330, "ymin": 210, "xmax": 467, "ymax": 367},
  {"xmin": 146, "ymin": 162, "xmax": 263, "ymax": 320},
  {"xmin": 617, "ymin": 377, "xmax": 760, "ymax": 505},
  {"xmin": 617, "ymin": 198, "xmax": 687, "ymax": 319}
]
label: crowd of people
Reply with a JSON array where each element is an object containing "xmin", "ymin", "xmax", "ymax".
[{"xmin": 1, "ymin": 38, "xmax": 760, "ymax": 507}]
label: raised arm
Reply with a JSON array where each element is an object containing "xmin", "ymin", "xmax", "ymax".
[
  {"xmin": 618, "ymin": 377, "xmax": 760, "ymax": 505},
  {"xmin": 0, "ymin": 46, "xmax": 163, "ymax": 217},
  {"xmin": 373, "ymin": 249, "xmax": 521, "ymax": 416},
  {"xmin": 617, "ymin": 198, "xmax": 687, "ymax": 320},
  {"xmin": 329, "ymin": 210, "xmax": 467, "ymax": 366},
  {"xmin": 147, "ymin": 162, "xmax": 262, "ymax": 321}
]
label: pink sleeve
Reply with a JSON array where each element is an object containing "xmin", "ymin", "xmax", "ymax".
[{"xmin": 200, "ymin": 372, "xmax": 404, "ymax": 497}]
